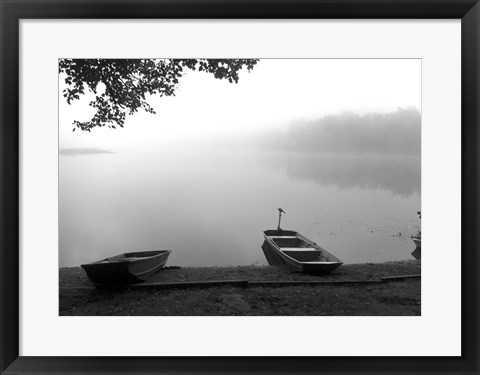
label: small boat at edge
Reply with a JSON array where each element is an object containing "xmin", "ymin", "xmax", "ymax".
[
  {"xmin": 411, "ymin": 210, "xmax": 421, "ymax": 254},
  {"xmin": 412, "ymin": 237, "xmax": 421, "ymax": 248},
  {"xmin": 81, "ymin": 250, "xmax": 171, "ymax": 284}
]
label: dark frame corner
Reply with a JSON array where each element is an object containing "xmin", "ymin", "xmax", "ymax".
[{"xmin": 1, "ymin": 1, "xmax": 479, "ymax": 374}]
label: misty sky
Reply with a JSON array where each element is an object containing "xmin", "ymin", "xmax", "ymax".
[{"xmin": 59, "ymin": 59, "xmax": 421, "ymax": 150}]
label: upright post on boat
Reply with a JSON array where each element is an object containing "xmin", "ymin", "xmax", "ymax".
[{"xmin": 277, "ymin": 208, "xmax": 286, "ymax": 230}]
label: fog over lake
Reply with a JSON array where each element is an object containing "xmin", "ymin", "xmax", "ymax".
[
  {"xmin": 60, "ymin": 148, "xmax": 420, "ymax": 267},
  {"xmin": 59, "ymin": 59, "xmax": 421, "ymax": 267}
]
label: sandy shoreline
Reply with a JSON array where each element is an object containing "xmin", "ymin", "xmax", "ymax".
[
  {"xmin": 60, "ymin": 260, "xmax": 420, "ymax": 316},
  {"xmin": 60, "ymin": 260, "xmax": 420, "ymax": 286}
]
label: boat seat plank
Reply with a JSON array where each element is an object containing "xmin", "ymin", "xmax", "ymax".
[
  {"xmin": 269, "ymin": 236, "xmax": 298, "ymax": 239},
  {"xmin": 280, "ymin": 247, "xmax": 318, "ymax": 251}
]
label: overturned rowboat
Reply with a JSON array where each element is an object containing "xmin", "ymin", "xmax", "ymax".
[{"xmin": 81, "ymin": 250, "xmax": 171, "ymax": 284}]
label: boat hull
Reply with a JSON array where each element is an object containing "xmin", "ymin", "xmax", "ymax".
[
  {"xmin": 263, "ymin": 229, "xmax": 342, "ymax": 273},
  {"xmin": 412, "ymin": 237, "xmax": 421, "ymax": 248},
  {"xmin": 411, "ymin": 237, "xmax": 421, "ymax": 260},
  {"xmin": 81, "ymin": 250, "xmax": 171, "ymax": 284},
  {"xmin": 411, "ymin": 246, "xmax": 421, "ymax": 260}
]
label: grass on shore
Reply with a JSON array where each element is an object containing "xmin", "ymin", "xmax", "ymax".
[
  {"xmin": 60, "ymin": 279, "xmax": 420, "ymax": 316},
  {"xmin": 60, "ymin": 261, "xmax": 420, "ymax": 316}
]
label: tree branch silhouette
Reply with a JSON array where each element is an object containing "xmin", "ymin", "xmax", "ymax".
[{"xmin": 59, "ymin": 59, "xmax": 259, "ymax": 131}]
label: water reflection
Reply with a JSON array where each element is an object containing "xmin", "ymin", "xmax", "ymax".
[
  {"xmin": 59, "ymin": 149, "xmax": 420, "ymax": 267},
  {"xmin": 265, "ymin": 154, "xmax": 420, "ymax": 197}
]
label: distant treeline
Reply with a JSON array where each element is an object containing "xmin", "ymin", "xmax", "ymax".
[{"xmin": 265, "ymin": 108, "xmax": 421, "ymax": 155}]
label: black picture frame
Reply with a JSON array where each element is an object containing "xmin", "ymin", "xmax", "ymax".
[{"xmin": 1, "ymin": 1, "xmax": 478, "ymax": 374}]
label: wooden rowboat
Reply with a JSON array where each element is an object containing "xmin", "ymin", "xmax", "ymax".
[
  {"xmin": 262, "ymin": 229, "xmax": 343, "ymax": 273},
  {"xmin": 81, "ymin": 250, "xmax": 171, "ymax": 284}
]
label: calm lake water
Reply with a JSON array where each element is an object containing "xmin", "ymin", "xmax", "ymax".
[{"xmin": 59, "ymin": 149, "xmax": 420, "ymax": 267}]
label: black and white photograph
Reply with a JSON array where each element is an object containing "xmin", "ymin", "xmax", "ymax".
[{"xmin": 58, "ymin": 58, "xmax": 421, "ymax": 316}]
